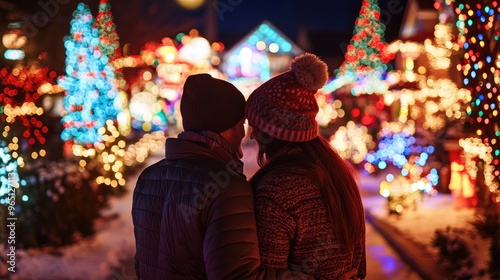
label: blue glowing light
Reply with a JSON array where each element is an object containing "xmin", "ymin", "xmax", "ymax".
[{"xmin": 59, "ymin": 2, "xmax": 120, "ymax": 144}]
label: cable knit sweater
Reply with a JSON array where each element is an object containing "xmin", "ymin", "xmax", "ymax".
[{"xmin": 250, "ymin": 157, "xmax": 366, "ymax": 279}]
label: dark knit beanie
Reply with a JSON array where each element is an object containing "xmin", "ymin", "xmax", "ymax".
[
  {"xmin": 245, "ymin": 53, "xmax": 329, "ymax": 142},
  {"xmin": 181, "ymin": 73, "xmax": 245, "ymax": 133}
]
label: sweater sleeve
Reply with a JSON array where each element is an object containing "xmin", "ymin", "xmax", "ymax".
[{"xmin": 254, "ymin": 195, "xmax": 296, "ymax": 270}]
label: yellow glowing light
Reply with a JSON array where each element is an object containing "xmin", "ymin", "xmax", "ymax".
[
  {"xmin": 269, "ymin": 43, "xmax": 279, "ymax": 53},
  {"xmin": 256, "ymin": 41, "xmax": 266, "ymax": 51},
  {"xmin": 175, "ymin": 0, "xmax": 205, "ymax": 10},
  {"xmin": 405, "ymin": 57, "xmax": 414, "ymax": 71}
]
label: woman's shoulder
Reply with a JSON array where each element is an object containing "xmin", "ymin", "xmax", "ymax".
[{"xmin": 254, "ymin": 167, "xmax": 319, "ymax": 197}]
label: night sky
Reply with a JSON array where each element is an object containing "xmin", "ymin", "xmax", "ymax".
[{"xmin": 1, "ymin": 0, "xmax": 408, "ymax": 72}]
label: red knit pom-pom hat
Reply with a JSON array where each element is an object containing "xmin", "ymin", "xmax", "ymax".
[{"xmin": 245, "ymin": 53, "xmax": 329, "ymax": 142}]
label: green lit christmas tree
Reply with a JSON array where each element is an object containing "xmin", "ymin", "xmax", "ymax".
[
  {"xmin": 94, "ymin": 0, "xmax": 121, "ymax": 62},
  {"xmin": 331, "ymin": 0, "xmax": 393, "ymax": 94},
  {"xmin": 59, "ymin": 2, "xmax": 119, "ymax": 145}
]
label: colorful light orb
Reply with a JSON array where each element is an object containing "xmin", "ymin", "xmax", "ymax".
[
  {"xmin": 175, "ymin": 0, "xmax": 205, "ymax": 10},
  {"xmin": 129, "ymin": 91, "xmax": 168, "ymax": 131},
  {"xmin": 379, "ymin": 174, "xmax": 422, "ymax": 214},
  {"xmin": 178, "ymin": 37, "xmax": 212, "ymax": 65},
  {"xmin": 330, "ymin": 121, "xmax": 375, "ymax": 164},
  {"xmin": 365, "ymin": 121, "xmax": 435, "ymax": 172},
  {"xmin": 156, "ymin": 45, "xmax": 178, "ymax": 64}
]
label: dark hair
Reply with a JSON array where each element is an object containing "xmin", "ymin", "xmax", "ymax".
[{"xmin": 251, "ymin": 131, "xmax": 364, "ymax": 251}]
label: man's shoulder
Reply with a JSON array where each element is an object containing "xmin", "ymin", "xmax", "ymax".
[{"xmin": 137, "ymin": 157, "xmax": 249, "ymax": 189}]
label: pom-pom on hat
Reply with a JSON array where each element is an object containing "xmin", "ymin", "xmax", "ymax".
[
  {"xmin": 181, "ymin": 73, "xmax": 245, "ymax": 133},
  {"xmin": 246, "ymin": 53, "xmax": 329, "ymax": 142}
]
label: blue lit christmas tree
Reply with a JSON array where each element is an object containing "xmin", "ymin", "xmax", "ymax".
[{"xmin": 59, "ymin": 2, "xmax": 119, "ymax": 145}]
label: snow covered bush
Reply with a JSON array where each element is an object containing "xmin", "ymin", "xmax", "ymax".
[
  {"xmin": 432, "ymin": 226, "xmax": 492, "ymax": 279},
  {"xmin": 469, "ymin": 207, "xmax": 500, "ymax": 278},
  {"xmin": 2, "ymin": 158, "xmax": 108, "ymax": 248}
]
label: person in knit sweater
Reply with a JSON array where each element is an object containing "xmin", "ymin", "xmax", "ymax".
[{"xmin": 245, "ymin": 53, "xmax": 367, "ymax": 279}]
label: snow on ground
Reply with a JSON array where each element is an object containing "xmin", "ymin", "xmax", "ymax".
[
  {"xmin": 370, "ymin": 194, "xmax": 475, "ymax": 246},
  {"xmin": 2, "ymin": 154, "xmax": 159, "ymax": 280},
  {"xmin": 365, "ymin": 191, "xmax": 493, "ymax": 278}
]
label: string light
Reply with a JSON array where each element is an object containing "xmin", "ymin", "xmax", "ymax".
[
  {"xmin": 58, "ymin": 2, "xmax": 120, "ymax": 145},
  {"xmin": 455, "ymin": 1, "xmax": 500, "ymax": 187},
  {"xmin": 1, "ymin": 64, "xmax": 56, "ymax": 160},
  {"xmin": 460, "ymin": 137, "xmax": 499, "ymax": 200},
  {"xmin": 0, "ymin": 140, "xmax": 19, "ymax": 205},
  {"xmin": 329, "ymin": 121, "xmax": 375, "ymax": 164},
  {"xmin": 124, "ymin": 131, "xmax": 165, "ymax": 167}
]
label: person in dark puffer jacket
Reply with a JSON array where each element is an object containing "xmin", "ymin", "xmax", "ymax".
[
  {"xmin": 132, "ymin": 74, "xmax": 316, "ymax": 280},
  {"xmin": 246, "ymin": 53, "xmax": 367, "ymax": 279}
]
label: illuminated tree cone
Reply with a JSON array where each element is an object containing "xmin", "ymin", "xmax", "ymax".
[
  {"xmin": 94, "ymin": 0, "xmax": 130, "ymax": 135},
  {"xmin": 455, "ymin": 0, "xmax": 500, "ymax": 188},
  {"xmin": 59, "ymin": 2, "xmax": 119, "ymax": 145},
  {"xmin": 0, "ymin": 64, "xmax": 56, "ymax": 165},
  {"xmin": 94, "ymin": 0, "xmax": 126, "ymax": 88},
  {"xmin": 94, "ymin": 0, "xmax": 121, "ymax": 62},
  {"xmin": 334, "ymin": 0, "xmax": 393, "ymax": 87}
]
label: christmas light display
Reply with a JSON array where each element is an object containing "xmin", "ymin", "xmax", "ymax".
[
  {"xmin": 393, "ymin": 78, "xmax": 469, "ymax": 131},
  {"xmin": 448, "ymin": 151, "xmax": 478, "ymax": 208},
  {"xmin": 73, "ymin": 120, "xmax": 127, "ymax": 188},
  {"xmin": 425, "ymin": 23, "xmax": 459, "ymax": 70},
  {"xmin": 0, "ymin": 140, "xmax": 19, "ymax": 205},
  {"xmin": 460, "ymin": 137, "xmax": 499, "ymax": 202},
  {"xmin": 124, "ymin": 131, "xmax": 166, "ymax": 166},
  {"xmin": 94, "ymin": 0, "xmax": 121, "ymax": 63},
  {"xmin": 125, "ymin": 30, "xmax": 231, "ymax": 131},
  {"xmin": 129, "ymin": 91, "xmax": 169, "ymax": 131},
  {"xmin": 329, "ymin": 121, "xmax": 375, "ymax": 165},
  {"xmin": 379, "ymin": 163, "xmax": 438, "ymax": 214},
  {"xmin": 59, "ymin": 2, "xmax": 119, "ymax": 145},
  {"xmin": 94, "ymin": 0, "xmax": 129, "ymax": 131},
  {"xmin": 365, "ymin": 122, "xmax": 436, "ymax": 171},
  {"xmin": 454, "ymin": 0, "xmax": 500, "ymax": 189},
  {"xmin": 0, "ymin": 64, "xmax": 57, "ymax": 164},
  {"xmin": 360, "ymin": 121, "xmax": 439, "ymax": 212},
  {"xmin": 223, "ymin": 21, "xmax": 300, "ymax": 81},
  {"xmin": 379, "ymin": 174, "xmax": 422, "ymax": 214},
  {"xmin": 316, "ymin": 96, "xmax": 345, "ymax": 127},
  {"xmin": 327, "ymin": 0, "xmax": 393, "ymax": 95}
]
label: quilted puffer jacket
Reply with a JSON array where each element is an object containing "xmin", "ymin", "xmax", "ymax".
[{"xmin": 132, "ymin": 135, "xmax": 311, "ymax": 280}]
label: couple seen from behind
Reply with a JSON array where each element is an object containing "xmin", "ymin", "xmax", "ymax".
[{"xmin": 132, "ymin": 53, "xmax": 366, "ymax": 280}]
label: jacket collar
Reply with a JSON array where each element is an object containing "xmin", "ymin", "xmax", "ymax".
[{"xmin": 165, "ymin": 131, "xmax": 245, "ymax": 177}]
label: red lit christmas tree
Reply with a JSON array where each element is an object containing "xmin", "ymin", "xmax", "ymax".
[
  {"xmin": 333, "ymin": 0, "xmax": 393, "ymax": 93},
  {"xmin": 94, "ymin": 0, "xmax": 121, "ymax": 62}
]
